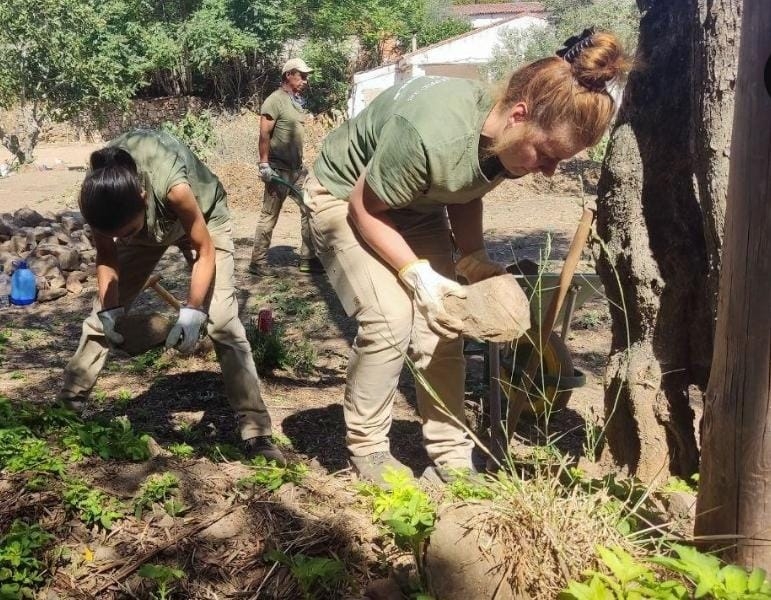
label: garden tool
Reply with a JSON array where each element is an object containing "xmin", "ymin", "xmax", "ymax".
[{"xmin": 269, "ymin": 174, "xmax": 307, "ymax": 212}]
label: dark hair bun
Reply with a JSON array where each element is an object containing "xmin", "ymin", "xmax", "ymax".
[{"xmin": 89, "ymin": 147, "xmax": 138, "ymax": 173}]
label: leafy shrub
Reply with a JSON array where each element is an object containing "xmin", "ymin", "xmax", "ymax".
[
  {"xmin": 161, "ymin": 110, "xmax": 215, "ymax": 157},
  {"xmin": 237, "ymin": 455, "xmax": 308, "ymax": 491},
  {"xmin": 63, "ymin": 479, "xmax": 124, "ymax": 529},
  {"xmin": 64, "ymin": 417, "xmax": 151, "ymax": 461},
  {"xmin": 0, "ymin": 520, "xmax": 53, "ymax": 599},
  {"xmin": 133, "ymin": 473, "xmax": 181, "ymax": 518},
  {"xmin": 265, "ymin": 550, "xmax": 347, "ymax": 600}
]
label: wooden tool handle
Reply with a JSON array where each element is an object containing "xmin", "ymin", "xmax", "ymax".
[{"xmin": 151, "ymin": 282, "xmax": 182, "ymax": 310}]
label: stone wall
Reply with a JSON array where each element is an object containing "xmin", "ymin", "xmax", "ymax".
[{"xmin": 1, "ymin": 97, "xmax": 207, "ymax": 145}]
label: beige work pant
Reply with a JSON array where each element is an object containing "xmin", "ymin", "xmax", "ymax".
[
  {"xmin": 250, "ymin": 167, "xmax": 314, "ymax": 264},
  {"xmin": 304, "ymin": 173, "xmax": 473, "ymax": 468},
  {"xmin": 60, "ymin": 222, "xmax": 272, "ymax": 440}
]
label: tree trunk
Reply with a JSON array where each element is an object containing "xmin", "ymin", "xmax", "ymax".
[
  {"xmin": 695, "ymin": 2, "xmax": 771, "ymax": 570},
  {"xmin": 595, "ymin": 0, "xmax": 712, "ymax": 482},
  {"xmin": 692, "ymin": 0, "xmax": 742, "ymax": 321}
]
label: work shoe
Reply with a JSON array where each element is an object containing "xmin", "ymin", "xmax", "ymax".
[
  {"xmin": 248, "ymin": 261, "xmax": 270, "ymax": 277},
  {"xmin": 298, "ymin": 257, "xmax": 324, "ymax": 274},
  {"xmin": 420, "ymin": 464, "xmax": 484, "ymax": 487},
  {"xmin": 350, "ymin": 451, "xmax": 414, "ymax": 488},
  {"xmin": 243, "ymin": 436, "xmax": 287, "ymax": 467},
  {"xmin": 55, "ymin": 394, "xmax": 87, "ymax": 415}
]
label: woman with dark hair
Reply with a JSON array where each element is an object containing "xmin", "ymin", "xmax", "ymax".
[
  {"xmin": 59, "ymin": 130, "xmax": 284, "ymax": 465},
  {"xmin": 305, "ymin": 30, "xmax": 631, "ymax": 485}
]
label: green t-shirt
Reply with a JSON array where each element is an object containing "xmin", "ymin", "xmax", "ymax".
[
  {"xmin": 111, "ymin": 130, "xmax": 229, "ymax": 245},
  {"xmin": 261, "ymin": 89, "xmax": 307, "ymax": 170},
  {"xmin": 313, "ymin": 77, "xmax": 504, "ymax": 210}
]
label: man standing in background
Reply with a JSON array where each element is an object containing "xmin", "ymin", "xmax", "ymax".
[{"xmin": 249, "ymin": 58, "xmax": 322, "ymax": 275}]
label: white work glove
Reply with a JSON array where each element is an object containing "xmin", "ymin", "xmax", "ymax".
[
  {"xmin": 98, "ymin": 306, "xmax": 125, "ymax": 346},
  {"xmin": 165, "ymin": 306, "xmax": 209, "ymax": 355},
  {"xmin": 455, "ymin": 248, "xmax": 506, "ymax": 284},
  {"xmin": 398, "ymin": 259, "xmax": 467, "ymax": 339},
  {"xmin": 259, "ymin": 162, "xmax": 278, "ymax": 184}
]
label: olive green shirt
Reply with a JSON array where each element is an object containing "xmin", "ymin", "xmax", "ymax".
[
  {"xmin": 313, "ymin": 77, "xmax": 504, "ymax": 211},
  {"xmin": 261, "ymin": 89, "xmax": 307, "ymax": 171},
  {"xmin": 111, "ymin": 130, "xmax": 229, "ymax": 245}
]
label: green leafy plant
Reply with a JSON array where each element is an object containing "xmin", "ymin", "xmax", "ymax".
[
  {"xmin": 138, "ymin": 563, "xmax": 185, "ymax": 600},
  {"xmin": 237, "ymin": 456, "xmax": 308, "ymax": 492},
  {"xmin": 64, "ymin": 417, "xmax": 151, "ymax": 461},
  {"xmin": 62, "ymin": 479, "xmax": 123, "ymax": 530},
  {"xmin": 358, "ymin": 470, "xmax": 436, "ymax": 590},
  {"xmin": 167, "ymin": 442, "xmax": 195, "ymax": 459},
  {"xmin": 0, "ymin": 520, "xmax": 53, "ymax": 599},
  {"xmin": 446, "ymin": 475, "xmax": 496, "ymax": 501},
  {"xmin": 130, "ymin": 348, "xmax": 173, "ymax": 373},
  {"xmin": 115, "ymin": 388, "xmax": 133, "ymax": 409},
  {"xmin": 161, "ymin": 110, "xmax": 215, "ymax": 157},
  {"xmin": 266, "ymin": 550, "xmax": 347, "ymax": 600},
  {"xmin": 0, "ymin": 427, "xmax": 66, "ymax": 476},
  {"xmin": 561, "ymin": 545, "xmax": 771, "ymax": 600},
  {"xmin": 133, "ymin": 473, "xmax": 182, "ymax": 519}
]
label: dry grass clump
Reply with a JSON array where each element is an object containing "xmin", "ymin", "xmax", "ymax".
[{"xmin": 482, "ymin": 472, "xmax": 639, "ymax": 598}]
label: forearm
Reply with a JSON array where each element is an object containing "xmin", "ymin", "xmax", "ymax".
[
  {"xmin": 447, "ymin": 199, "xmax": 485, "ymax": 256},
  {"xmin": 186, "ymin": 243, "xmax": 215, "ymax": 309},
  {"xmin": 258, "ymin": 131, "xmax": 271, "ymax": 164},
  {"xmin": 349, "ymin": 206, "xmax": 418, "ymax": 271},
  {"xmin": 96, "ymin": 263, "xmax": 120, "ymax": 309}
]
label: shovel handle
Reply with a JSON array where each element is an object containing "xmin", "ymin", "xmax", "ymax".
[{"xmin": 143, "ymin": 274, "xmax": 182, "ymax": 310}]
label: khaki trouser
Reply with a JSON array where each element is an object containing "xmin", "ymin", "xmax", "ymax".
[
  {"xmin": 60, "ymin": 222, "xmax": 272, "ymax": 440},
  {"xmin": 304, "ymin": 173, "xmax": 473, "ymax": 468},
  {"xmin": 251, "ymin": 167, "xmax": 314, "ymax": 264}
]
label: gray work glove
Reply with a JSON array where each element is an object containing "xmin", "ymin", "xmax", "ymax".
[
  {"xmin": 97, "ymin": 306, "xmax": 125, "ymax": 346},
  {"xmin": 259, "ymin": 162, "xmax": 278, "ymax": 184},
  {"xmin": 399, "ymin": 259, "xmax": 467, "ymax": 339},
  {"xmin": 455, "ymin": 248, "xmax": 506, "ymax": 284},
  {"xmin": 165, "ymin": 306, "xmax": 208, "ymax": 355}
]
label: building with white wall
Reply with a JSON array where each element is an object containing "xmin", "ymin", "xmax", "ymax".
[
  {"xmin": 348, "ymin": 12, "xmax": 548, "ymax": 118},
  {"xmin": 451, "ymin": 2, "xmax": 545, "ymax": 29}
]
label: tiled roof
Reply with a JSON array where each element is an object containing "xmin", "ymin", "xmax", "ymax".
[{"xmin": 451, "ymin": 2, "xmax": 546, "ymax": 17}]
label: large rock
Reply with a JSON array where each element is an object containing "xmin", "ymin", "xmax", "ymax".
[
  {"xmin": 13, "ymin": 207, "xmax": 47, "ymax": 228},
  {"xmin": 58, "ymin": 211, "xmax": 84, "ymax": 232},
  {"xmin": 444, "ymin": 274, "xmax": 531, "ymax": 343},
  {"xmin": 38, "ymin": 288, "xmax": 67, "ymax": 302},
  {"xmin": 425, "ymin": 503, "xmax": 514, "ymax": 600},
  {"xmin": 34, "ymin": 244, "xmax": 81, "ymax": 271},
  {"xmin": 27, "ymin": 254, "xmax": 61, "ymax": 279}
]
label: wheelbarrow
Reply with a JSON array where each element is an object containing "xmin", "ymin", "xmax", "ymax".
[{"xmin": 475, "ymin": 205, "xmax": 603, "ymax": 465}]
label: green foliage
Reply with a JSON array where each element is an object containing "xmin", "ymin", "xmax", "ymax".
[
  {"xmin": 586, "ymin": 135, "xmax": 610, "ymax": 164},
  {"xmin": 0, "ymin": 520, "xmax": 53, "ymax": 599},
  {"xmin": 62, "ymin": 479, "xmax": 124, "ymax": 529},
  {"xmin": 0, "ymin": 427, "xmax": 66, "ymax": 476},
  {"xmin": 303, "ymin": 40, "xmax": 351, "ymax": 114},
  {"xmin": 266, "ymin": 550, "xmax": 347, "ymax": 600},
  {"xmin": 130, "ymin": 348, "xmax": 173, "ymax": 373},
  {"xmin": 63, "ymin": 417, "xmax": 151, "ymax": 461},
  {"xmin": 561, "ymin": 545, "xmax": 771, "ymax": 600},
  {"xmin": 487, "ymin": 0, "xmax": 639, "ymax": 80},
  {"xmin": 138, "ymin": 563, "xmax": 185, "ymax": 600},
  {"xmin": 237, "ymin": 456, "xmax": 308, "ymax": 491},
  {"xmin": 358, "ymin": 470, "xmax": 436, "ymax": 590},
  {"xmin": 447, "ymin": 474, "xmax": 496, "ymax": 501},
  {"xmin": 167, "ymin": 442, "xmax": 196, "ymax": 459},
  {"xmin": 133, "ymin": 473, "xmax": 181, "ymax": 518},
  {"xmin": 161, "ymin": 110, "xmax": 215, "ymax": 157}
]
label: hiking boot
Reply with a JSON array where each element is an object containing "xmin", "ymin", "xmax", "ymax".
[
  {"xmin": 243, "ymin": 436, "xmax": 287, "ymax": 467},
  {"xmin": 349, "ymin": 452, "xmax": 414, "ymax": 488},
  {"xmin": 420, "ymin": 464, "xmax": 483, "ymax": 487},
  {"xmin": 298, "ymin": 257, "xmax": 324, "ymax": 274},
  {"xmin": 248, "ymin": 261, "xmax": 270, "ymax": 276},
  {"xmin": 55, "ymin": 394, "xmax": 87, "ymax": 415}
]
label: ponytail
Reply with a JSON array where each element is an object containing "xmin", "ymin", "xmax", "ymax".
[{"xmin": 79, "ymin": 146, "xmax": 145, "ymax": 233}]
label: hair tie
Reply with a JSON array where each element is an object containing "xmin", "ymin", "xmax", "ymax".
[{"xmin": 556, "ymin": 27, "xmax": 596, "ymax": 64}]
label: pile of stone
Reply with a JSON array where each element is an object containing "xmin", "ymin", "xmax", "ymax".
[{"xmin": 0, "ymin": 207, "xmax": 95, "ymax": 302}]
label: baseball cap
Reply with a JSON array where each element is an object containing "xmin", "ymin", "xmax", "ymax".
[{"xmin": 282, "ymin": 58, "xmax": 313, "ymax": 74}]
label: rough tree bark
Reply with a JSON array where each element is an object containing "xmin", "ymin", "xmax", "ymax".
[
  {"xmin": 594, "ymin": 0, "xmax": 734, "ymax": 482},
  {"xmin": 695, "ymin": 2, "xmax": 771, "ymax": 570}
]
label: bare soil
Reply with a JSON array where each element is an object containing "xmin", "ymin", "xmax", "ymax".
[{"xmin": 0, "ymin": 124, "xmax": 612, "ymax": 598}]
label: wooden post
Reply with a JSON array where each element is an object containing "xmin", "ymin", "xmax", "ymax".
[{"xmin": 695, "ymin": 2, "xmax": 771, "ymax": 569}]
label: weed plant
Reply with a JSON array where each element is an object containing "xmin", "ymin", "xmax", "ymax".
[
  {"xmin": 265, "ymin": 550, "xmax": 347, "ymax": 600},
  {"xmin": 0, "ymin": 520, "xmax": 53, "ymax": 599},
  {"xmin": 133, "ymin": 473, "xmax": 182, "ymax": 518},
  {"xmin": 167, "ymin": 442, "xmax": 195, "ymax": 459},
  {"xmin": 64, "ymin": 416, "xmax": 151, "ymax": 461},
  {"xmin": 62, "ymin": 479, "xmax": 123, "ymax": 529},
  {"xmin": 138, "ymin": 563, "xmax": 185, "ymax": 600},
  {"xmin": 237, "ymin": 456, "xmax": 308, "ymax": 492}
]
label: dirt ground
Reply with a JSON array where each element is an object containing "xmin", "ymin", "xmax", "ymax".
[{"xmin": 0, "ymin": 131, "xmax": 613, "ymax": 598}]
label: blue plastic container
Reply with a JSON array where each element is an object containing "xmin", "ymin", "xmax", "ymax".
[{"xmin": 10, "ymin": 261, "xmax": 37, "ymax": 306}]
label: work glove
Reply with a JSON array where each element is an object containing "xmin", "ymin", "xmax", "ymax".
[
  {"xmin": 259, "ymin": 163, "xmax": 278, "ymax": 184},
  {"xmin": 97, "ymin": 306, "xmax": 125, "ymax": 346},
  {"xmin": 455, "ymin": 248, "xmax": 506, "ymax": 284},
  {"xmin": 398, "ymin": 259, "xmax": 467, "ymax": 339},
  {"xmin": 165, "ymin": 306, "xmax": 209, "ymax": 355}
]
